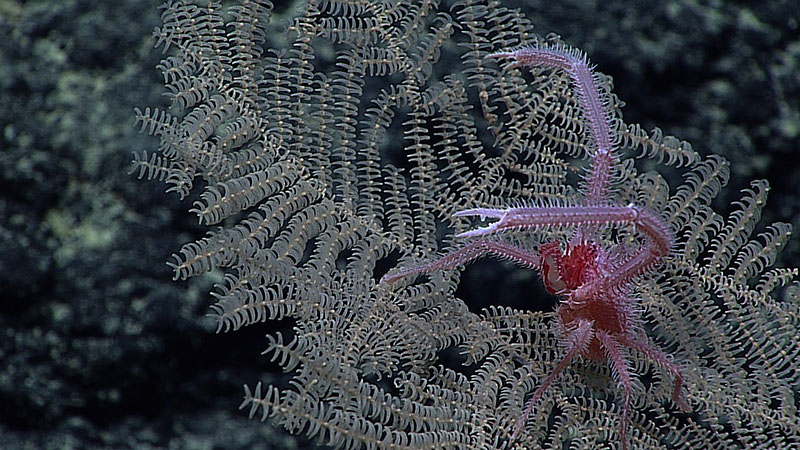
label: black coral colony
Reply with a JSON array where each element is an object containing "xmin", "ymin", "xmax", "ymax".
[{"xmin": 135, "ymin": 0, "xmax": 800, "ymax": 448}]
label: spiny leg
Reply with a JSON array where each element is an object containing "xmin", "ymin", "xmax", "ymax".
[
  {"xmin": 488, "ymin": 44, "xmax": 616, "ymax": 206},
  {"xmin": 511, "ymin": 318, "xmax": 594, "ymax": 441},
  {"xmin": 380, "ymin": 238, "xmax": 539, "ymax": 284},
  {"xmin": 596, "ymin": 330, "xmax": 635, "ymax": 450},
  {"xmin": 618, "ymin": 335, "xmax": 689, "ymax": 411}
]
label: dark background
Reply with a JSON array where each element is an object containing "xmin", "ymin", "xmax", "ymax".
[{"xmin": 1, "ymin": 0, "xmax": 798, "ymax": 448}]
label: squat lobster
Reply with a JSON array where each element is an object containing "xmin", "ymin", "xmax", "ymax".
[{"xmin": 381, "ymin": 43, "xmax": 689, "ymax": 449}]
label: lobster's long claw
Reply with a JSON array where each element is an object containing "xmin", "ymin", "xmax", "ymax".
[
  {"xmin": 453, "ymin": 208, "xmax": 509, "ymax": 238},
  {"xmin": 452, "ymin": 208, "xmax": 507, "ymax": 220}
]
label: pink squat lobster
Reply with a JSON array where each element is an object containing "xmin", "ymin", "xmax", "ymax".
[{"xmin": 381, "ymin": 43, "xmax": 689, "ymax": 449}]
